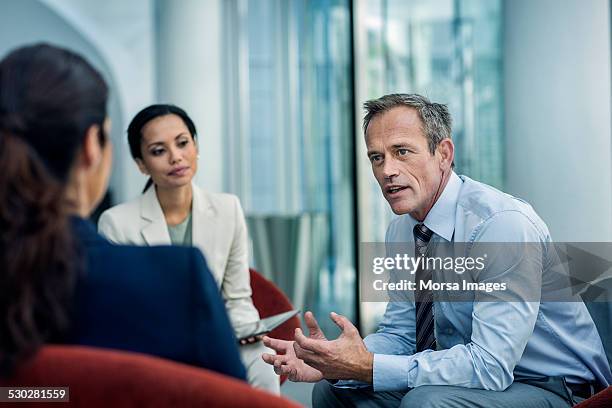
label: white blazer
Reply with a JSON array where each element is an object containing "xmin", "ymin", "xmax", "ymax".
[{"xmin": 98, "ymin": 183, "xmax": 260, "ymax": 328}]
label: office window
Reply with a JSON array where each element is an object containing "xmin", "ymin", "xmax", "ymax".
[{"xmin": 223, "ymin": 0, "xmax": 355, "ymax": 335}]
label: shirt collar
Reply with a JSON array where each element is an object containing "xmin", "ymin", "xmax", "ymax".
[{"xmin": 421, "ymin": 171, "xmax": 462, "ymax": 242}]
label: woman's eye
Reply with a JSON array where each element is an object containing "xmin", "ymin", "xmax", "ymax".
[
  {"xmin": 151, "ymin": 148, "xmax": 164, "ymax": 156},
  {"xmin": 178, "ymin": 140, "xmax": 189, "ymax": 147}
]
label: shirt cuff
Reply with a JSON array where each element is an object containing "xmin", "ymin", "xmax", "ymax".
[
  {"xmin": 373, "ymin": 353, "xmax": 416, "ymax": 392},
  {"xmin": 333, "ymin": 379, "xmax": 370, "ymax": 389}
]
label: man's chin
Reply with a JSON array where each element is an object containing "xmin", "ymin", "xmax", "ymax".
[{"xmin": 388, "ymin": 201, "xmax": 413, "ymax": 216}]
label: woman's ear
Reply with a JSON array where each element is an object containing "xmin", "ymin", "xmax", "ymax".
[
  {"xmin": 81, "ymin": 124, "xmax": 103, "ymax": 169},
  {"xmin": 135, "ymin": 158, "xmax": 149, "ymax": 175}
]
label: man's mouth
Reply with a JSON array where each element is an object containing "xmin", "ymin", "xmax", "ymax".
[{"xmin": 385, "ymin": 185, "xmax": 409, "ymax": 195}]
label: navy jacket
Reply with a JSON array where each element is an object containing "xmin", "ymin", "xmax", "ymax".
[{"xmin": 66, "ymin": 217, "xmax": 246, "ymax": 381}]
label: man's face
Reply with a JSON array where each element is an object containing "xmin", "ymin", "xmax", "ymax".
[{"xmin": 365, "ymin": 106, "xmax": 443, "ymax": 220}]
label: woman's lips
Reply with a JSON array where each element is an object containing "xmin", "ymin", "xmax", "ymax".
[{"xmin": 168, "ymin": 166, "xmax": 189, "ymax": 177}]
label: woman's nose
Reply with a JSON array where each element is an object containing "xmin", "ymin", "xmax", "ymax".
[{"xmin": 169, "ymin": 148, "xmax": 182, "ymax": 164}]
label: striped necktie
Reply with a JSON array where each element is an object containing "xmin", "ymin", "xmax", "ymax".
[{"xmin": 414, "ymin": 223, "xmax": 436, "ymax": 352}]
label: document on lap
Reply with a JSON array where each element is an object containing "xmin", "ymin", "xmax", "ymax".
[{"xmin": 235, "ymin": 310, "xmax": 300, "ymax": 343}]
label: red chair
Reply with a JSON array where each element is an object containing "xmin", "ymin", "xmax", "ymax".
[
  {"xmin": 0, "ymin": 345, "xmax": 302, "ymax": 408},
  {"xmin": 573, "ymin": 386, "xmax": 612, "ymax": 407},
  {"xmin": 249, "ymin": 268, "xmax": 301, "ymax": 384}
]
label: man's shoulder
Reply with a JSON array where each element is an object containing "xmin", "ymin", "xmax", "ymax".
[
  {"xmin": 457, "ymin": 176, "xmax": 549, "ymax": 239},
  {"xmin": 457, "ymin": 176, "xmax": 530, "ymax": 215}
]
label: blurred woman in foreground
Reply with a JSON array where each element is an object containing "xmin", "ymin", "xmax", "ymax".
[{"xmin": 0, "ymin": 43, "xmax": 245, "ymax": 380}]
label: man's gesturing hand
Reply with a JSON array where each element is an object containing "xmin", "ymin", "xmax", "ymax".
[
  {"xmin": 261, "ymin": 311, "xmax": 325, "ymax": 383},
  {"xmin": 293, "ymin": 312, "xmax": 373, "ymax": 383}
]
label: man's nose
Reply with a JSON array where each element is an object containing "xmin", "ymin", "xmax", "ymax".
[{"xmin": 382, "ymin": 158, "xmax": 399, "ymax": 180}]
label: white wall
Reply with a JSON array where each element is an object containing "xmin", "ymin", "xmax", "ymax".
[
  {"xmin": 504, "ymin": 0, "xmax": 612, "ymax": 241},
  {"xmin": 156, "ymin": 0, "xmax": 224, "ymax": 193},
  {"xmin": 0, "ymin": 0, "xmax": 156, "ymax": 203}
]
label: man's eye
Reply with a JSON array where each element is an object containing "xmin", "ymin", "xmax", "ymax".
[
  {"xmin": 369, "ymin": 155, "xmax": 382, "ymax": 163},
  {"xmin": 398, "ymin": 149, "xmax": 409, "ymax": 156}
]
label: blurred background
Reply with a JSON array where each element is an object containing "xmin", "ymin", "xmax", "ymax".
[{"xmin": 1, "ymin": 0, "xmax": 610, "ymax": 405}]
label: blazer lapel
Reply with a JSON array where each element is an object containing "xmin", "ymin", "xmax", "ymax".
[
  {"xmin": 140, "ymin": 186, "xmax": 171, "ymax": 245},
  {"xmin": 191, "ymin": 184, "xmax": 220, "ymax": 280}
]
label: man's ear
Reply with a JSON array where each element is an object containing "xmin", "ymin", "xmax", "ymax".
[
  {"xmin": 437, "ymin": 138, "xmax": 454, "ymax": 170},
  {"xmin": 81, "ymin": 124, "xmax": 102, "ymax": 170},
  {"xmin": 135, "ymin": 158, "xmax": 149, "ymax": 175}
]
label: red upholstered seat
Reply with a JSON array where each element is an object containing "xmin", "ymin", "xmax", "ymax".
[
  {"xmin": 0, "ymin": 345, "xmax": 301, "ymax": 408},
  {"xmin": 249, "ymin": 268, "xmax": 301, "ymax": 385},
  {"xmin": 573, "ymin": 386, "xmax": 612, "ymax": 408}
]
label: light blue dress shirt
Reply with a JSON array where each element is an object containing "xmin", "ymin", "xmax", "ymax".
[{"xmin": 349, "ymin": 172, "xmax": 611, "ymax": 392}]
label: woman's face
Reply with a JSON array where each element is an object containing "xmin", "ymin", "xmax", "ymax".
[{"xmin": 136, "ymin": 114, "xmax": 198, "ymax": 189}]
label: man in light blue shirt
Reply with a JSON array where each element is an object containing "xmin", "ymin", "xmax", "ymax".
[{"xmin": 262, "ymin": 94, "xmax": 611, "ymax": 407}]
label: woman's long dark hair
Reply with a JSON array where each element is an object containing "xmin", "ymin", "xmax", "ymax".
[
  {"xmin": 127, "ymin": 104, "xmax": 197, "ymax": 193},
  {"xmin": 0, "ymin": 43, "xmax": 108, "ymax": 373}
]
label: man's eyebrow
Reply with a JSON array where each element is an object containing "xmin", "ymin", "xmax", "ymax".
[{"xmin": 390, "ymin": 142, "xmax": 414, "ymax": 149}]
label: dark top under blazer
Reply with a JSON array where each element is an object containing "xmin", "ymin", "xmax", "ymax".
[{"xmin": 66, "ymin": 217, "xmax": 246, "ymax": 381}]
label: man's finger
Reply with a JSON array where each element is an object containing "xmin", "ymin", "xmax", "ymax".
[
  {"xmin": 275, "ymin": 363, "xmax": 295, "ymax": 377},
  {"xmin": 293, "ymin": 338, "xmax": 317, "ymax": 361},
  {"xmin": 262, "ymin": 336, "xmax": 291, "ymax": 353},
  {"xmin": 273, "ymin": 359, "xmax": 285, "ymax": 375},
  {"xmin": 262, "ymin": 353, "xmax": 276, "ymax": 365},
  {"xmin": 304, "ymin": 311, "xmax": 326, "ymax": 340},
  {"xmin": 266, "ymin": 354, "xmax": 293, "ymax": 371},
  {"xmin": 262, "ymin": 353, "xmax": 281, "ymax": 365},
  {"xmin": 271, "ymin": 355, "xmax": 298, "ymax": 377},
  {"xmin": 330, "ymin": 312, "xmax": 358, "ymax": 336},
  {"xmin": 294, "ymin": 328, "xmax": 327, "ymax": 354}
]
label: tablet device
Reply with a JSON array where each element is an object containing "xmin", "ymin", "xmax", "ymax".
[{"xmin": 235, "ymin": 310, "xmax": 300, "ymax": 342}]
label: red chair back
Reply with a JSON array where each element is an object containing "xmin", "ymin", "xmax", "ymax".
[
  {"xmin": 250, "ymin": 268, "xmax": 301, "ymax": 341},
  {"xmin": 0, "ymin": 345, "xmax": 301, "ymax": 408},
  {"xmin": 249, "ymin": 268, "xmax": 301, "ymax": 385}
]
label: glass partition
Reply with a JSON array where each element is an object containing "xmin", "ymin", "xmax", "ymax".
[{"xmin": 223, "ymin": 0, "xmax": 355, "ymax": 336}]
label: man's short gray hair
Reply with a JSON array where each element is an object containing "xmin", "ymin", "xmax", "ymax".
[{"xmin": 363, "ymin": 93, "xmax": 452, "ymax": 154}]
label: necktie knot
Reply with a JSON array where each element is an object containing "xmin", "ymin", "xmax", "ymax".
[{"xmin": 413, "ymin": 223, "xmax": 433, "ymax": 256}]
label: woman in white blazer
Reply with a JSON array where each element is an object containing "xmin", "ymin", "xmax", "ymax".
[{"xmin": 98, "ymin": 104, "xmax": 278, "ymax": 394}]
